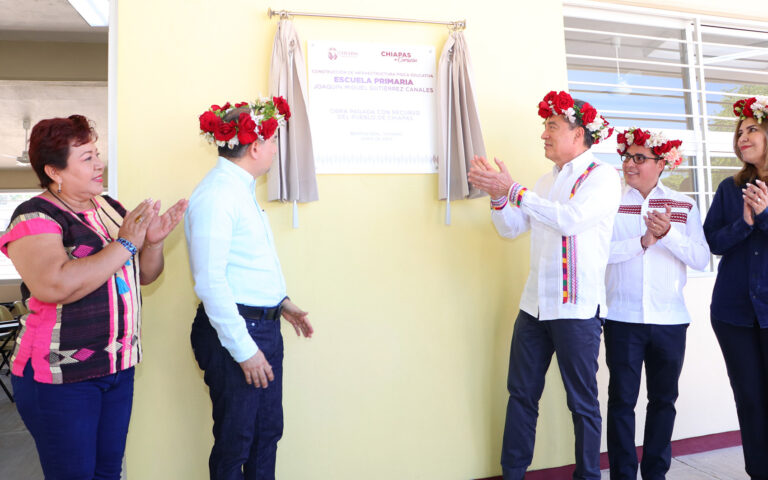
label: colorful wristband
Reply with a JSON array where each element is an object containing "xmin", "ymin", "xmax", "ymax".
[
  {"xmin": 490, "ymin": 195, "xmax": 508, "ymax": 210},
  {"xmin": 116, "ymin": 237, "xmax": 138, "ymax": 256},
  {"xmin": 507, "ymin": 182, "xmax": 528, "ymax": 208}
]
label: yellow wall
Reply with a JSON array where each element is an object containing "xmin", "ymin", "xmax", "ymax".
[
  {"xmin": 118, "ymin": 0, "xmax": 571, "ymax": 478},
  {"xmin": 0, "ymin": 40, "xmax": 107, "ymax": 81}
]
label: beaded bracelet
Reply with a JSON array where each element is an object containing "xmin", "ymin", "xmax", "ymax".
[
  {"xmin": 116, "ymin": 237, "xmax": 138, "ymax": 256},
  {"xmin": 507, "ymin": 182, "xmax": 528, "ymax": 208},
  {"xmin": 490, "ymin": 195, "xmax": 508, "ymax": 210}
]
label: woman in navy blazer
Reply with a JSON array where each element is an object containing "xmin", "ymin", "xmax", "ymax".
[{"xmin": 704, "ymin": 96, "xmax": 768, "ymax": 480}]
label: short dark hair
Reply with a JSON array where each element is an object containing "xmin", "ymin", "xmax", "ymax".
[
  {"xmin": 28, "ymin": 115, "xmax": 97, "ymax": 188},
  {"xmin": 217, "ymin": 106, "xmax": 251, "ymax": 159}
]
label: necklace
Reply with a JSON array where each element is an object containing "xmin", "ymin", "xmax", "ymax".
[
  {"xmin": 49, "ymin": 190, "xmax": 119, "ymax": 243},
  {"xmin": 46, "ymin": 189, "xmax": 139, "ymax": 299}
]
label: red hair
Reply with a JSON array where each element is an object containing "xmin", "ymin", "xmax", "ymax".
[{"xmin": 28, "ymin": 115, "xmax": 97, "ymax": 188}]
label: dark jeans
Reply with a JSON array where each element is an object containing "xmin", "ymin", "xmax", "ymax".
[
  {"xmin": 191, "ymin": 304, "xmax": 284, "ymax": 480},
  {"xmin": 501, "ymin": 310, "xmax": 603, "ymax": 480},
  {"xmin": 711, "ymin": 318, "xmax": 768, "ymax": 480},
  {"xmin": 12, "ymin": 361, "xmax": 134, "ymax": 480},
  {"xmin": 604, "ymin": 321, "xmax": 687, "ymax": 480}
]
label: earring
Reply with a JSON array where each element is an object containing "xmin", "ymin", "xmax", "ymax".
[{"xmin": 57, "ymin": 182, "xmax": 62, "ymax": 194}]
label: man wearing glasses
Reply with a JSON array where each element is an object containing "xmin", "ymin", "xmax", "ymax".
[
  {"xmin": 604, "ymin": 128, "xmax": 709, "ymax": 480},
  {"xmin": 469, "ymin": 91, "xmax": 620, "ymax": 480}
]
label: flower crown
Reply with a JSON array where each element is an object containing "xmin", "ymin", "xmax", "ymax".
[
  {"xmin": 537, "ymin": 90, "xmax": 613, "ymax": 144},
  {"xmin": 199, "ymin": 97, "xmax": 291, "ymax": 148},
  {"xmin": 733, "ymin": 96, "xmax": 768, "ymax": 124},
  {"xmin": 616, "ymin": 127, "xmax": 683, "ymax": 170}
]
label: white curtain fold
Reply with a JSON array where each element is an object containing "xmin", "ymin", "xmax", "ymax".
[
  {"xmin": 269, "ymin": 19, "xmax": 319, "ymax": 227},
  {"xmin": 437, "ymin": 31, "xmax": 487, "ymax": 211}
]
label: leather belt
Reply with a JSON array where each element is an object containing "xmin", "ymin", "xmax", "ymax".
[{"xmin": 236, "ymin": 299, "xmax": 285, "ymax": 322}]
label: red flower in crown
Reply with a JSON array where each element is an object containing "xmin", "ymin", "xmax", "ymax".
[
  {"xmin": 537, "ymin": 90, "xmax": 612, "ymax": 144},
  {"xmin": 237, "ymin": 113, "xmax": 259, "ymax": 145},
  {"xmin": 538, "ymin": 101, "xmax": 552, "ymax": 118},
  {"xmin": 733, "ymin": 99, "xmax": 746, "ymax": 116},
  {"xmin": 273, "ymin": 96, "xmax": 291, "ymax": 120},
  {"xmin": 258, "ymin": 117, "xmax": 279, "ymax": 140},
  {"xmin": 543, "ymin": 91, "xmax": 557, "ymax": 104},
  {"xmin": 633, "ymin": 129, "xmax": 651, "ymax": 145},
  {"xmin": 214, "ymin": 120, "xmax": 237, "ymax": 142},
  {"xmin": 580, "ymin": 103, "xmax": 597, "ymax": 125},
  {"xmin": 553, "ymin": 91, "xmax": 574, "ymax": 113},
  {"xmin": 616, "ymin": 132, "xmax": 626, "ymax": 149},
  {"xmin": 743, "ymin": 97, "xmax": 757, "ymax": 117},
  {"xmin": 199, "ymin": 111, "xmax": 220, "ymax": 134},
  {"xmin": 616, "ymin": 127, "xmax": 683, "ymax": 169},
  {"xmin": 199, "ymin": 97, "xmax": 291, "ymax": 147},
  {"xmin": 211, "ymin": 102, "xmax": 231, "ymax": 112},
  {"xmin": 732, "ymin": 96, "xmax": 768, "ymax": 123}
]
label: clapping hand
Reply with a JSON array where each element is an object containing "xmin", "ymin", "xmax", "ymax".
[
  {"xmin": 642, "ymin": 204, "xmax": 671, "ymax": 248},
  {"xmin": 145, "ymin": 199, "xmax": 189, "ymax": 247},
  {"xmin": 468, "ymin": 155, "xmax": 514, "ymax": 199},
  {"xmin": 742, "ymin": 179, "xmax": 768, "ymax": 226}
]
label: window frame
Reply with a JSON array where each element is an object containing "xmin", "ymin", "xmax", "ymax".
[{"xmin": 564, "ymin": 1, "xmax": 768, "ymax": 275}]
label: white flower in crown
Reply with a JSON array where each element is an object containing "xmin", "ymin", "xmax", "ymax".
[
  {"xmin": 648, "ymin": 132, "xmax": 666, "ymax": 148},
  {"xmin": 565, "ymin": 107, "xmax": 576, "ymax": 124},
  {"xmin": 625, "ymin": 132, "xmax": 634, "ymax": 146},
  {"xmin": 752, "ymin": 96, "xmax": 768, "ymax": 120},
  {"xmin": 598, "ymin": 123, "xmax": 612, "ymax": 140},
  {"xmin": 587, "ymin": 118, "xmax": 604, "ymax": 133}
]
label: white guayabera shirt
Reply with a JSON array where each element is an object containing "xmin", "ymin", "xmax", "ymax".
[
  {"xmin": 605, "ymin": 182, "xmax": 710, "ymax": 325},
  {"xmin": 491, "ymin": 150, "xmax": 621, "ymax": 320}
]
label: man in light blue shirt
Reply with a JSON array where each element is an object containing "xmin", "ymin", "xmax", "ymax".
[{"xmin": 186, "ymin": 98, "xmax": 313, "ymax": 480}]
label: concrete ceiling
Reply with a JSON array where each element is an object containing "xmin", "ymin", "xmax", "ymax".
[
  {"xmin": 0, "ymin": 0, "xmax": 108, "ymax": 43},
  {"xmin": 0, "ymin": 0, "xmax": 108, "ymax": 170},
  {"xmin": 0, "ymin": 82, "xmax": 108, "ymax": 169}
]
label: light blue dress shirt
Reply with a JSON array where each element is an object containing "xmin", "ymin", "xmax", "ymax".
[{"xmin": 185, "ymin": 157, "xmax": 287, "ymax": 362}]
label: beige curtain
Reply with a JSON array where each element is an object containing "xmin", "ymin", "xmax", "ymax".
[
  {"xmin": 437, "ymin": 31, "xmax": 487, "ymax": 223},
  {"xmin": 269, "ymin": 19, "xmax": 319, "ymax": 227}
]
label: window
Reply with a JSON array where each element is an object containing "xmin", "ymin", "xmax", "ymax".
[
  {"xmin": 0, "ymin": 190, "xmax": 42, "ymax": 280},
  {"xmin": 564, "ymin": 3, "xmax": 768, "ymax": 271}
]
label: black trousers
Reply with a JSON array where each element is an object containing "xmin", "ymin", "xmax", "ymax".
[{"xmin": 711, "ymin": 318, "xmax": 768, "ymax": 480}]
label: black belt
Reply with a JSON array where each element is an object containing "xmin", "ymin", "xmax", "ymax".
[{"xmin": 236, "ymin": 299, "xmax": 285, "ymax": 322}]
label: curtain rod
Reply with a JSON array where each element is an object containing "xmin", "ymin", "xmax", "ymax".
[{"xmin": 267, "ymin": 8, "xmax": 466, "ymax": 30}]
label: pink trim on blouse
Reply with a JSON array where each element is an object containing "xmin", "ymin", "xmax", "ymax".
[{"xmin": 0, "ymin": 218, "xmax": 63, "ymax": 256}]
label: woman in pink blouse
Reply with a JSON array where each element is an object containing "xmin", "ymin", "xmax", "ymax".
[{"xmin": 0, "ymin": 115, "xmax": 187, "ymax": 480}]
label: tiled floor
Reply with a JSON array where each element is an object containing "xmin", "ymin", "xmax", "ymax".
[
  {"xmin": 600, "ymin": 446, "xmax": 749, "ymax": 479},
  {"xmin": 0, "ymin": 379, "xmax": 753, "ymax": 480}
]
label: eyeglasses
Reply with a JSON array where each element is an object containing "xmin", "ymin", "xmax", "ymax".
[{"xmin": 621, "ymin": 153, "xmax": 662, "ymax": 165}]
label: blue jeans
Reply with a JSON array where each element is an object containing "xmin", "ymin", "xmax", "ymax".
[
  {"xmin": 191, "ymin": 303, "xmax": 284, "ymax": 480},
  {"xmin": 11, "ymin": 361, "xmax": 134, "ymax": 480},
  {"xmin": 604, "ymin": 321, "xmax": 687, "ymax": 480},
  {"xmin": 501, "ymin": 310, "xmax": 603, "ymax": 480}
]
